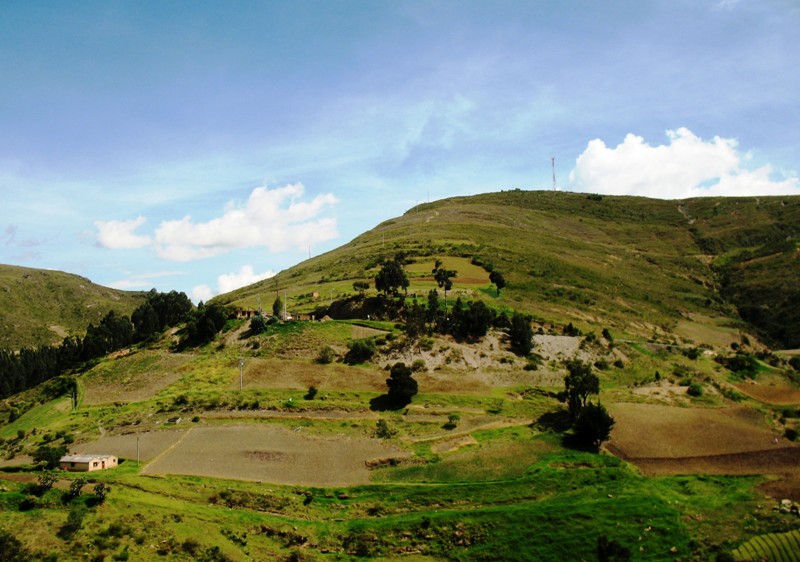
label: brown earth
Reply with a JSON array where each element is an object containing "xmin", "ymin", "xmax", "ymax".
[
  {"xmin": 734, "ymin": 383, "xmax": 800, "ymax": 405},
  {"xmin": 138, "ymin": 425, "xmax": 411, "ymax": 486}
]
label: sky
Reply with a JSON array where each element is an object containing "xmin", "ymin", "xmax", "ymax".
[{"xmin": 1, "ymin": 1, "xmax": 798, "ymax": 302}]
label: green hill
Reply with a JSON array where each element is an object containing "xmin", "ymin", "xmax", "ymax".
[
  {"xmin": 1, "ymin": 190, "xmax": 800, "ymax": 561},
  {"xmin": 0, "ymin": 264, "xmax": 146, "ymax": 350},
  {"xmin": 217, "ymin": 190, "xmax": 800, "ymax": 349}
]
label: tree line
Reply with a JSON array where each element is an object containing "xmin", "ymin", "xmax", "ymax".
[{"xmin": 0, "ymin": 290, "xmax": 223, "ymax": 399}]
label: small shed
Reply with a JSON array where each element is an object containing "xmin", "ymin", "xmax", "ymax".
[{"xmin": 59, "ymin": 454, "xmax": 118, "ymax": 472}]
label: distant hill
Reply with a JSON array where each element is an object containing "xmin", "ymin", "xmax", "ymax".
[
  {"xmin": 0, "ymin": 264, "xmax": 146, "ymax": 349},
  {"xmin": 216, "ymin": 190, "xmax": 800, "ymax": 349}
]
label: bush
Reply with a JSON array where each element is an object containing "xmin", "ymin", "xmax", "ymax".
[
  {"xmin": 785, "ymin": 428, "xmax": 798, "ymax": 442},
  {"xmin": 687, "ymin": 383, "xmax": 704, "ymax": 397},
  {"xmin": 316, "ymin": 345, "xmax": 336, "ymax": 364},
  {"xmin": 305, "ymin": 386, "xmax": 318, "ymax": 400},
  {"xmin": 344, "ymin": 339, "xmax": 376, "ymax": 364},
  {"xmin": 411, "ymin": 359, "xmax": 427, "ymax": 372},
  {"xmin": 374, "ymin": 419, "xmax": 397, "ymax": 439}
]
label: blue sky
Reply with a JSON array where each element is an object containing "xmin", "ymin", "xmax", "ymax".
[{"xmin": 1, "ymin": 1, "xmax": 798, "ymax": 301}]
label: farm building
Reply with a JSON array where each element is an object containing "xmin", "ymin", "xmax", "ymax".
[{"xmin": 59, "ymin": 454, "xmax": 118, "ymax": 472}]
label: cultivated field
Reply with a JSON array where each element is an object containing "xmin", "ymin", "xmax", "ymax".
[
  {"xmin": 139, "ymin": 425, "xmax": 411, "ymax": 486},
  {"xmin": 734, "ymin": 382, "xmax": 800, "ymax": 405}
]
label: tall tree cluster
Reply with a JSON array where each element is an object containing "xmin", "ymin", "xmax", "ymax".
[{"xmin": 0, "ymin": 290, "xmax": 194, "ymax": 399}]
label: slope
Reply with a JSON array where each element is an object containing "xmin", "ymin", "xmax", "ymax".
[
  {"xmin": 216, "ymin": 190, "xmax": 800, "ymax": 349},
  {"xmin": 0, "ymin": 264, "xmax": 147, "ymax": 350}
]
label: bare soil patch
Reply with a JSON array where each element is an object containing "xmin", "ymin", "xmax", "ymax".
[
  {"xmin": 82, "ymin": 351, "xmax": 190, "ymax": 404},
  {"xmin": 607, "ymin": 403, "xmax": 780, "ymax": 458},
  {"xmin": 431, "ymin": 435, "xmax": 478, "ymax": 454},
  {"xmin": 607, "ymin": 402, "xmax": 800, "ymax": 485},
  {"xmin": 141, "ymin": 425, "xmax": 411, "ymax": 486},
  {"xmin": 241, "ymin": 358, "xmax": 386, "ymax": 392},
  {"xmin": 734, "ymin": 383, "xmax": 800, "ymax": 405}
]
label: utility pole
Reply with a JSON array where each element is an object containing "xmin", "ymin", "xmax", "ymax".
[
  {"xmin": 239, "ymin": 357, "xmax": 244, "ymax": 391},
  {"xmin": 551, "ymin": 156, "xmax": 556, "ymax": 191},
  {"xmin": 283, "ymin": 290, "xmax": 287, "ymax": 320}
]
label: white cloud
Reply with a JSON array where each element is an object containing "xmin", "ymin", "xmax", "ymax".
[
  {"xmin": 569, "ymin": 128, "xmax": 799, "ymax": 199},
  {"xmin": 95, "ymin": 216, "xmax": 152, "ymax": 249},
  {"xmin": 153, "ymin": 183, "xmax": 338, "ymax": 262},
  {"xmin": 192, "ymin": 284, "xmax": 214, "ymax": 303},
  {"xmin": 218, "ymin": 265, "xmax": 276, "ymax": 294},
  {"xmin": 192, "ymin": 265, "xmax": 275, "ymax": 303}
]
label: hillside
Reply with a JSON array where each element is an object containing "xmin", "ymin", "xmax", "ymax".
[
  {"xmin": 217, "ymin": 190, "xmax": 800, "ymax": 349},
  {"xmin": 0, "ymin": 264, "xmax": 147, "ymax": 350},
  {"xmin": 1, "ymin": 190, "xmax": 800, "ymax": 561}
]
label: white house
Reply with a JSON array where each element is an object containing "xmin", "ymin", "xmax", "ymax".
[{"xmin": 59, "ymin": 454, "xmax": 118, "ymax": 472}]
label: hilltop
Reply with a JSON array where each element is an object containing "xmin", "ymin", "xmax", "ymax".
[
  {"xmin": 217, "ymin": 190, "xmax": 800, "ymax": 350},
  {"xmin": 0, "ymin": 265, "xmax": 147, "ymax": 350}
]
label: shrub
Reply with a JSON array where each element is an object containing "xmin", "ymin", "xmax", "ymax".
[
  {"xmin": 374, "ymin": 419, "xmax": 397, "ymax": 439},
  {"xmin": 411, "ymin": 359, "xmax": 427, "ymax": 372},
  {"xmin": 305, "ymin": 386, "xmax": 318, "ymax": 400},
  {"xmin": 444, "ymin": 413, "xmax": 460, "ymax": 430},
  {"xmin": 687, "ymin": 383, "xmax": 704, "ymax": 397},
  {"xmin": 344, "ymin": 338, "xmax": 376, "ymax": 364},
  {"xmin": 316, "ymin": 345, "xmax": 336, "ymax": 364},
  {"xmin": 785, "ymin": 428, "xmax": 798, "ymax": 442}
]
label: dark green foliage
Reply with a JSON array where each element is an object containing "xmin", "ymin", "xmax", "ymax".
[
  {"xmin": 375, "ymin": 255, "xmax": 409, "ymax": 296},
  {"xmin": 450, "ymin": 299, "xmax": 495, "ymax": 340},
  {"xmin": 785, "ymin": 428, "xmax": 798, "ymax": 442},
  {"xmin": 181, "ymin": 304, "xmax": 227, "ymax": 348},
  {"xmin": 489, "ymin": 270, "xmax": 506, "ymax": 295},
  {"xmin": 316, "ymin": 345, "xmax": 336, "ymax": 364},
  {"xmin": 66, "ymin": 477, "xmax": 87, "ymax": 500},
  {"xmin": 305, "ymin": 386, "xmax": 318, "ymax": 400},
  {"xmin": 33, "ymin": 444, "xmax": 67, "ymax": 470},
  {"xmin": 687, "ymin": 383, "xmax": 704, "ymax": 397},
  {"xmin": 272, "ymin": 296, "xmax": 283, "ymax": 318},
  {"xmin": 508, "ymin": 312, "xmax": 533, "ymax": 356},
  {"xmin": 597, "ymin": 535, "xmax": 631, "ymax": 562},
  {"xmin": 720, "ymin": 352, "xmax": 760, "ymax": 378},
  {"xmin": 93, "ymin": 482, "xmax": 110, "ymax": 503},
  {"xmin": 131, "ymin": 301, "xmax": 159, "ymax": 341},
  {"xmin": 789, "ymin": 356, "xmax": 800, "ymax": 371},
  {"xmin": 386, "ymin": 362, "xmax": 418, "ymax": 406},
  {"xmin": 601, "ymin": 328, "xmax": 613, "ymax": 342},
  {"xmin": 404, "ymin": 302, "xmax": 428, "ymax": 339},
  {"xmin": 563, "ymin": 360, "xmax": 599, "ymax": 421},
  {"xmin": 353, "ymin": 280, "xmax": 370, "ymax": 297},
  {"xmin": 249, "ymin": 312, "xmax": 268, "ymax": 334},
  {"xmin": 573, "ymin": 402, "xmax": 615, "ymax": 451},
  {"xmin": 344, "ymin": 338, "xmax": 376, "ymax": 364},
  {"xmin": 563, "ymin": 322, "xmax": 582, "ymax": 337}
]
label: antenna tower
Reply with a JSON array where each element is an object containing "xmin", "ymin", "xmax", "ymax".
[{"xmin": 551, "ymin": 156, "xmax": 556, "ymax": 191}]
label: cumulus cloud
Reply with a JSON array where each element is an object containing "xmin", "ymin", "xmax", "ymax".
[
  {"xmin": 154, "ymin": 183, "xmax": 338, "ymax": 261},
  {"xmin": 94, "ymin": 183, "xmax": 339, "ymax": 261},
  {"xmin": 95, "ymin": 216, "xmax": 152, "ymax": 249},
  {"xmin": 569, "ymin": 128, "xmax": 799, "ymax": 199},
  {"xmin": 192, "ymin": 265, "xmax": 275, "ymax": 303}
]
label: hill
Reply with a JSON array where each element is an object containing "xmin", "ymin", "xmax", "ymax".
[
  {"xmin": 0, "ymin": 264, "xmax": 147, "ymax": 350},
  {"xmin": 1, "ymin": 190, "xmax": 800, "ymax": 561},
  {"xmin": 217, "ymin": 190, "xmax": 800, "ymax": 349}
]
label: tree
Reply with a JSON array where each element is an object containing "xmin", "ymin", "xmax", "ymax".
[
  {"xmin": 131, "ymin": 301, "xmax": 160, "ymax": 341},
  {"xmin": 386, "ymin": 362, "xmax": 418, "ymax": 406},
  {"xmin": 508, "ymin": 312, "xmax": 533, "ymax": 355},
  {"xmin": 272, "ymin": 295, "xmax": 284, "ymax": 319},
  {"xmin": 489, "ymin": 270, "xmax": 506, "ymax": 296},
  {"xmin": 563, "ymin": 359, "xmax": 600, "ymax": 421},
  {"xmin": 574, "ymin": 402, "xmax": 615, "ymax": 451},
  {"xmin": 33, "ymin": 445, "xmax": 67, "ymax": 470},
  {"xmin": 432, "ymin": 259, "xmax": 457, "ymax": 317},
  {"xmin": 375, "ymin": 257, "xmax": 409, "ymax": 297},
  {"xmin": 353, "ymin": 280, "xmax": 370, "ymax": 298},
  {"xmin": 344, "ymin": 338, "xmax": 376, "ymax": 364},
  {"xmin": 250, "ymin": 312, "xmax": 268, "ymax": 334}
]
